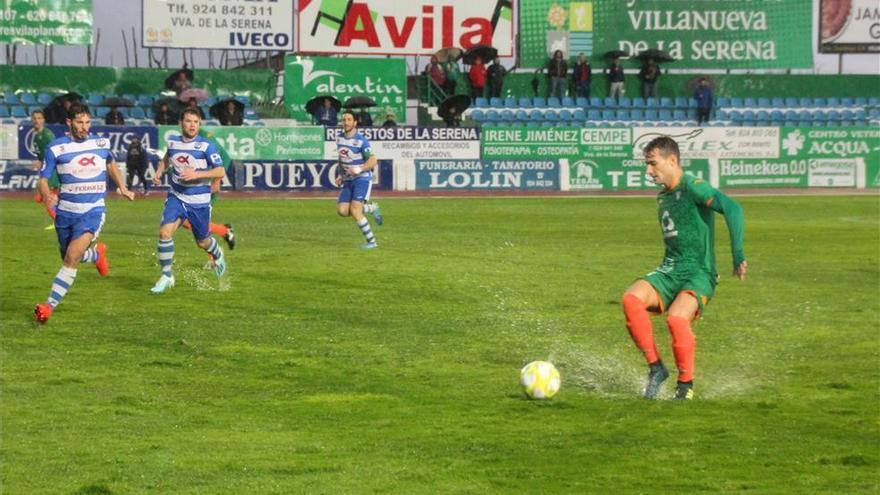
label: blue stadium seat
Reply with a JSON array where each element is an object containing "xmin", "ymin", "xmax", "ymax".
[
  {"xmin": 572, "ymin": 109, "xmax": 586, "ymax": 121},
  {"xmin": 839, "ymin": 109, "xmax": 853, "ymax": 123},
  {"xmin": 10, "ymin": 105, "xmax": 28, "ymax": 118},
  {"xmin": 3, "ymin": 92, "xmax": 19, "ymax": 104},
  {"xmin": 0, "ymin": 106, "xmax": 9, "ymax": 118},
  {"xmin": 869, "ymin": 97, "xmax": 880, "ymax": 107},
  {"xmin": 742, "ymin": 110, "xmax": 757, "ymax": 122},
  {"xmin": 853, "ymin": 97, "xmax": 867, "ymax": 106},
  {"xmin": 743, "ymin": 97, "xmax": 758, "ymax": 108},
  {"xmin": 575, "ymin": 97, "xmax": 588, "ymax": 107},
  {"xmin": 514, "ymin": 110, "xmax": 528, "ymax": 121},
  {"xmin": 485, "ymin": 110, "xmax": 500, "ymax": 122},
  {"xmin": 797, "ymin": 110, "xmax": 812, "ymax": 121},
  {"xmin": 728, "ymin": 110, "xmax": 743, "ymax": 123},
  {"xmin": 658, "ymin": 97, "xmax": 674, "ymax": 109},
  {"xmin": 37, "ymin": 93, "xmax": 53, "ymax": 105},
  {"xmin": 19, "ymin": 93, "xmax": 37, "ymax": 105},
  {"xmin": 715, "ymin": 97, "xmax": 730, "ymax": 108},
  {"xmin": 547, "ymin": 97, "xmax": 561, "ymax": 107},
  {"xmin": 784, "ymin": 110, "xmax": 798, "ymax": 121},
  {"xmin": 589, "ymin": 97, "xmax": 603, "ymax": 107},
  {"xmin": 558, "ymin": 109, "xmax": 573, "ymax": 122},
  {"xmin": 824, "ymin": 97, "xmax": 838, "ymax": 107},
  {"xmin": 840, "ymin": 97, "xmax": 854, "ymax": 106},
  {"xmin": 644, "ymin": 109, "xmax": 659, "ymax": 121},
  {"xmin": 825, "ymin": 120, "xmax": 840, "ymax": 127},
  {"xmin": 504, "ymin": 97, "xmax": 517, "ymax": 108},
  {"xmin": 500, "ymin": 110, "xmax": 514, "ymax": 122},
  {"xmin": 541, "ymin": 121, "xmax": 555, "ymax": 127},
  {"xmin": 645, "ymin": 97, "xmax": 659, "ymax": 108},
  {"xmin": 756, "ymin": 110, "xmax": 770, "ymax": 123},
  {"xmin": 854, "ymin": 109, "xmax": 868, "ymax": 124},
  {"xmin": 233, "ymin": 95, "xmax": 250, "ymax": 105},
  {"xmin": 131, "ymin": 107, "xmax": 146, "ymax": 119},
  {"xmin": 770, "ymin": 98, "xmax": 784, "ymax": 108},
  {"xmin": 545, "ymin": 110, "xmax": 560, "ymax": 121},
  {"xmin": 618, "ymin": 97, "xmax": 633, "ymax": 108},
  {"xmin": 601, "ymin": 109, "xmax": 616, "ymax": 120},
  {"xmin": 526, "ymin": 121, "xmax": 539, "ymax": 128},
  {"xmin": 798, "ymin": 97, "xmax": 812, "ymax": 107},
  {"xmin": 137, "ymin": 95, "xmax": 155, "ymax": 106},
  {"xmin": 87, "ymin": 93, "xmax": 103, "ymax": 106},
  {"xmin": 489, "ymin": 97, "xmax": 503, "ymax": 107},
  {"xmin": 674, "ymin": 97, "xmax": 688, "ymax": 109},
  {"xmin": 813, "ymin": 110, "xmax": 828, "ymax": 122},
  {"xmin": 631, "ymin": 97, "xmax": 646, "ymax": 109},
  {"xmin": 469, "ymin": 109, "xmax": 485, "ymax": 122},
  {"xmin": 783, "ymin": 121, "xmax": 797, "ymax": 127},
  {"xmin": 518, "ymin": 97, "xmax": 532, "ymax": 108},
  {"xmin": 603, "ymin": 97, "xmax": 617, "ymax": 108},
  {"xmin": 757, "ymin": 97, "xmax": 771, "ymax": 108},
  {"xmin": 532, "ymin": 97, "xmax": 547, "ymax": 107},
  {"xmin": 672, "ymin": 110, "xmax": 687, "ymax": 121},
  {"xmin": 94, "ymin": 106, "xmax": 109, "ymax": 118},
  {"xmin": 528, "ymin": 110, "xmax": 543, "ymax": 122},
  {"xmin": 812, "ymin": 97, "xmax": 828, "ymax": 107},
  {"xmin": 784, "ymin": 97, "xmax": 798, "ymax": 108},
  {"xmin": 658, "ymin": 110, "xmax": 673, "ymax": 121},
  {"xmin": 473, "ymin": 97, "xmax": 488, "ymax": 108},
  {"xmin": 715, "ymin": 110, "xmax": 729, "ymax": 121},
  {"xmin": 728, "ymin": 97, "xmax": 743, "ymax": 108},
  {"xmin": 826, "ymin": 110, "xmax": 841, "ymax": 122},
  {"xmin": 617, "ymin": 110, "xmax": 631, "ymax": 121},
  {"xmin": 631, "ymin": 109, "xmax": 644, "ymax": 121},
  {"xmin": 587, "ymin": 109, "xmax": 601, "ymax": 121},
  {"xmin": 561, "ymin": 97, "xmax": 575, "ymax": 107},
  {"xmin": 769, "ymin": 110, "xmax": 784, "ymax": 124}
]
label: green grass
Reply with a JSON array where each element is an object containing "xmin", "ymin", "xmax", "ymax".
[{"xmin": 1, "ymin": 195, "xmax": 878, "ymax": 494}]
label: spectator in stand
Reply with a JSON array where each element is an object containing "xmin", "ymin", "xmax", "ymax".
[
  {"xmin": 443, "ymin": 59, "xmax": 461, "ymax": 96},
  {"xmin": 314, "ymin": 98, "xmax": 338, "ymax": 126},
  {"xmin": 639, "ymin": 59, "xmax": 660, "ymax": 98},
  {"xmin": 442, "ymin": 109, "xmax": 462, "ymax": 128},
  {"xmin": 154, "ymin": 103, "xmax": 177, "ymax": 125},
  {"xmin": 356, "ymin": 109, "xmax": 373, "ymax": 127},
  {"xmin": 694, "ymin": 78, "xmax": 714, "ymax": 126},
  {"xmin": 606, "ymin": 58, "xmax": 626, "ymax": 99},
  {"xmin": 547, "ymin": 49, "xmax": 568, "ymax": 99},
  {"xmin": 126, "ymin": 137, "xmax": 150, "ymax": 196},
  {"xmin": 173, "ymin": 71, "xmax": 193, "ymax": 96},
  {"xmin": 185, "ymin": 98, "xmax": 205, "ymax": 119},
  {"xmin": 468, "ymin": 56, "xmax": 487, "ymax": 103},
  {"xmin": 381, "ymin": 111, "xmax": 398, "ymax": 128},
  {"xmin": 105, "ymin": 106, "xmax": 124, "ymax": 126},
  {"xmin": 218, "ymin": 100, "xmax": 243, "ymax": 126},
  {"xmin": 424, "ymin": 56, "xmax": 446, "ymax": 104},
  {"xmin": 487, "ymin": 57, "xmax": 507, "ymax": 99},
  {"xmin": 572, "ymin": 53, "xmax": 592, "ymax": 99}
]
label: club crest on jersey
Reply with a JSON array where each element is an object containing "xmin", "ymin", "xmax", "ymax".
[
  {"xmin": 78, "ymin": 155, "xmax": 97, "ymax": 167},
  {"xmin": 97, "ymin": 138, "xmax": 107, "ymax": 148},
  {"xmin": 175, "ymin": 155, "xmax": 191, "ymax": 165}
]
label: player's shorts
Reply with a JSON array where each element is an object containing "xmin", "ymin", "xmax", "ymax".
[
  {"xmin": 337, "ymin": 177, "xmax": 372, "ymax": 204},
  {"xmin": 54, "ymin": 209, "xmax": 104, "ymax": 259},
  {"xmin": 161, "ymin": 194, "xmax": 212, "ymax": 241},
  {"xmin": 642, "ymin": 264, "xmax": 717, "ymax": 316}
]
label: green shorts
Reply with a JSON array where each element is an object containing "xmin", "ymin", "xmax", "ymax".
[{"xmin": 642, "ymin": 264, "xmax": 717, "ymax": 316}]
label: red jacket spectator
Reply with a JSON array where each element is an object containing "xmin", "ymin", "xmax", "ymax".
[{"xmin": 469, "ymin": 61, "xmax": 487, "ymax": 90}]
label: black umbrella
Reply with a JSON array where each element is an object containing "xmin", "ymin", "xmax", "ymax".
[
  {"xmin": 305, "ymin": 95, "xmax": 341, "ymax": 116},
  {"xmin": 438, "ymin": 94, "xmax": 471, "ymax": 120},
  {"xmin": 434, "ymin": 47, "xmax": 463, "ymax": 63},
  {"xmin": 101, "ymin": 97, "xmax": 134, "ymax": 107},
  {"xmin": 44, "ymin": 92, "xmax": 84, "ymax": 123},
  {"xmin": 209, "ymin": 99, "xmax": 245, "ymax": 120},
  {"xmin": 164, "ymin": 66, "xmax": 195, "ymax": 90},
  {"xmin": 343, "ymin": 96, "xmax": 376, "ymax": 109},
  {"xmin": 152, "ymin": 96, "xmax": 184, "ymax": 115},
  {"xmin": 637, "ymin": 49, "xmax": 675, "ymax": 63},
  {"xmin": 463, "ymin": 44, "xmax": 498, "ymax": 65},
  {"xmin": 602, "ymin": 50, "xmax": 629, "ymax": 59}
]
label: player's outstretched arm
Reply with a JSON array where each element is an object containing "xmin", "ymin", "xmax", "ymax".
[
  {"xmin": 709, "ymin": 189, "xmax": 746, "ymax": 276},
  {"xmin": 107, "ymin": 162, "xmax": 135, "ymax": 200},
  {"xmin": 153, "ymin": 155, "xmax": 169, "ymax": 186}
]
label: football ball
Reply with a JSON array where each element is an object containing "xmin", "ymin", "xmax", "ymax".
[{"xmin": 520, "ymin": 361, "xmax": 561, "ymax": 399}]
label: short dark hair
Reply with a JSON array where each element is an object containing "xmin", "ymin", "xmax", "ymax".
[
  {"xmin": 643, "ymin": 136, "xmax": 680, "ymax": 161},
  {"xmin": 31, "ymin": 109, "xmax": 44, "ymax": 118},
  {"xmin": 67, "ymin": 103, "xmax": 90, "ymax": 120},
  {"xmin": 180, "ymin": 108, "xmax": 202, "ymax": 120},
  {"xmin": 341, "ymin": 109, "xmax": 356, "ymax": 120}
]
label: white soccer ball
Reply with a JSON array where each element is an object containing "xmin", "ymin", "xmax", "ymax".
[{"xmin": 520, "ymin": 361, "xmax": 561, "ymax": 399}]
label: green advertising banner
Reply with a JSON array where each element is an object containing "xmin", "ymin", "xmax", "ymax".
[
  {"xmin": 283, "ymin": 56, "xmax": 406, "ymax": 124},
  {"xmin": 718, "ymin": 127, "xmax": 880, "ymax": 188},
  {"xmin": 157, "ymin": 126, "xmax": 324, "ymax": 161},
  {"xmin": 0, "ymin": 0, "xmax": 92, "ymax": 45},
  {"xmin": 520, "ymin": 0, "xmax": 812, "ymax": 69},
  {"xmin": 568, "ymin": 157, "xmax": 709, "ymax": 191}
]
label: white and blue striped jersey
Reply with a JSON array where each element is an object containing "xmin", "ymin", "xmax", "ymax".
[
  {"xmin": 336, "ymin": 131, "xmax": 374, "ymax": 181},
  {"xmin": 40, "ymin": 135, "xmax": 114, "ymax": 216},
  {"xmin": 164, "ymin": 134, "xmax": 223, "ymax": 206}
]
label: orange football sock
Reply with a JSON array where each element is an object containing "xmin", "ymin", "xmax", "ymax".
[
  {"xmin": 667, "ymin": 316, "xmax": 696, "ymax": 382},
  {"xmin": 210, "ymin": 223, "xmax": 228, "ymax": 236},
  {"xmin": 45, "ymin": 203, "xmax": 56, "ymax": 220},
  {"xmin": 623, "ymin": 294, "xmax": 660, "ymax": 364}
]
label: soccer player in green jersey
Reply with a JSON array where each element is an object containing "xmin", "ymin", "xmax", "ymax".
[
  {"xmin": 621, "ymin": 136, "xmax": 747, "ymax": 400},
  {"xmin": 30, "ymin": 110, "xmax": 58, "ymax": 225}
]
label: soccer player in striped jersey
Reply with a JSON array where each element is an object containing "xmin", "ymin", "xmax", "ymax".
[
  {"xmin": 621, "ymin": 136, "xmax": 747, "ymax": 400},
  {"xmin": 335, "ymin": 110, "xmax": 383, "ymax": 249},
  {"xmin": 149, "ymin": 108, "xmax": 228, "ymax": 293},
  {"xmin": 34, "ymin": 104, "xmax": 135, "ymax": 323}
]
